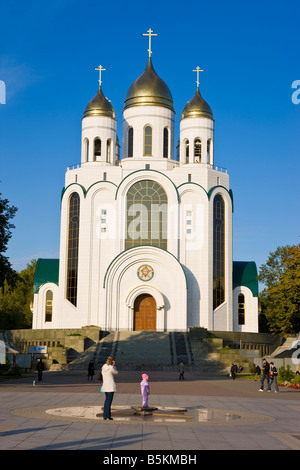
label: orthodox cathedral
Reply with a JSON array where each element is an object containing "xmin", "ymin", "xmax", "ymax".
[{"xmin": 32, "ymin": 31, "xmax": 259, "ymax": 333}]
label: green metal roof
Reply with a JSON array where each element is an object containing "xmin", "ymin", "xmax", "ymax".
[
  {"xmin": 233, "ymin": 261, "xmax": 258, "ymax": 297},
  {"xmin": 34, "ymin": 259, "xmax": 59, "ymax": 294}
]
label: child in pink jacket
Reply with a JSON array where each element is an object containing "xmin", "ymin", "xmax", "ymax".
[{"xmin": 140, "ymin": 373, "xmax": 150, "ymax": 408}]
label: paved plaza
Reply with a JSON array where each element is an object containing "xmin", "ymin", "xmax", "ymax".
[{"xmin": 0, "ymin": 369, "xmax": 300, "ymax": 452}]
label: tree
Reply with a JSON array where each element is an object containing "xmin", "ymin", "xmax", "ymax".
[
  {"xmin": 0, "ymin": 193, "xmax": 18, "ymax": 288},
  {"xmin": 258, "ymin": 243, "xmax": 300, "ymax": 335},
  {"xmin": 0, "ymin": 259, "xmax": 36, "ymax": 329}
]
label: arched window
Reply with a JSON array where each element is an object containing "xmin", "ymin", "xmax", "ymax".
[
  {"xmin": 45, "ymin": 290, "xmax": 53, "ymax": 322},
  {"xmin": 194, "ymin": 138, "xmax": 201, "ymax": 163},
  {"xmin": 94, "ymin": 138, "xmax": 101, "ymax": 160},
  {"xmin": 66, "ymin": 192, "xmax": 80, "ymax": 306},
  {"xmin": 238, "ymin": 293, "xmax": 245, "ymax": 325},
  {"xmin": 207, "ymin": 139, "xmax": 211, "ymax": 164},
  {"xmin": 106, "ymin": 138, "xmax": 111, "ymax": 163},
  {"xmin": 128, "ymin": 127, "xmax": 133, "ymax": 158},
  {"xmin": 126, "ymin": 180, "xmax": 167, "ymax": 250},
  {"xmin": 185, "ymin": 140, "xmax": 189, "ymax": 163},
  {"xmin": 213, "ymin": 194, "xmax": 225, "ymax": 309},
  {"xmin": 84, "ymin": 138, "xmax": 89, "ymax": 162},
  {"xmin": 144, "ymin": 126, "xmax": 152, "ymax": 156},
  {"xmin": 163, "ymin": 127, "xmax": 168, "ymax": 158}
]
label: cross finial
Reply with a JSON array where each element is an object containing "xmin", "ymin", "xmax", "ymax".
[
  {"xmin": 95, "ymin": 65, "xmax": 106, "ymax": 88},
  {"xmin": 143, "ymin": 28, "xmax": 157, "ymax": 57},
  {"xmin": 193, "ymin": 66, "xmax": 204, "ymax": 88}
]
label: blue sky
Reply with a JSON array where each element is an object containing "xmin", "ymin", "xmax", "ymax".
[{"xmin": 0, "ymin": 0, "xmax": 299, "ymax": 275}]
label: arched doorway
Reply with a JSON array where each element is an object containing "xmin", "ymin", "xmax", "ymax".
[{"xmin": 134, "ymin": 294, "xmax": 156, "ymax": 331}]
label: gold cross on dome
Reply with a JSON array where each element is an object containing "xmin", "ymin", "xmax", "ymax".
[
  {"xmin": 95, "ymin": 65, "xmax": 106, "ymax": 88},
  {"xmin": 143, "ymin": 28, "xmax": 157, "ymax": 57},
  {"xmin": 193, "ymin": 66, "xmax": 204, "ymax": 88}
]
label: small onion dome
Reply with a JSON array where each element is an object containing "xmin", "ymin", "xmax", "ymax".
[
  {"xmin": 181, "ymin": 87, "xmax": 213, "ymax": 120},
  {"xmin": 83, "ymin": 86, "xmax": 115, "ymax": 119},
  {"xmin": 124, "ymin": 57, "xmax": 174, "ymax": 111}
]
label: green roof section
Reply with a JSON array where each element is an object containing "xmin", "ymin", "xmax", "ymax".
[
  {"xmin": 34, "ymin": 259, "xmax": 59, "ymax": 294},
  {"xmin": 233, "ymin": 261, "xmax": 259, "ymax": 297}
]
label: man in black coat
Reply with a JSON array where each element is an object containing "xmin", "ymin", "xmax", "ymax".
[{"xmin": 259, "ymin": 358, "xmax": 270, "ymax": 391}]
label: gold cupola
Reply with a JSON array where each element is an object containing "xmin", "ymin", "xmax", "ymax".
[
  {"xmin": 83, "ymin": 65, "xmax": 115, "ymax": 119},
  {"xmin": 181, "ymin": 86, "xmax": 213, "ymax": 120},
  {"xmin": 124, "ymin": 57, "xmax": 174, "ymax": 111}
]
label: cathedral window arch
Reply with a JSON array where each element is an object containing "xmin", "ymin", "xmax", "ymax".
[
  {"xmin": 94, "ymin": 138, "xmax": 101, "ymax": 160},
  {"xmin": 106, "ymin": 138, "xmax": 111, "ymax": 163},
  {"xmin": 207, "ymin": 138, "xmax": 211, "ymax": 164},
  {"xmin": 66, "ymin": 192, "xmax": 80, "ymax": 306},
  {"xmin": 144, "ymin": 125, "xmax": 152, "ymax": 156},
  {"xmin": 84, "ymin": 138, "xmax": 89, "ymax": 162},
  {"xmin": 213, "ymin": 194, "xmax": 225, "ymax": 309},
  {"xmin": 125, "ymin": 180, "xmax": 167, "ymax": 250},
  {"xmin": 45, "ymin": 290, "xmax": 53, "ymax": 322},
  {"xmin": 185, "ymin": 139, "xmax": 189, "ymax": 163},
  {"xmin": 163, "ymin": 127, "xmax": 169, "ymax": 158},
  {"xmin": 194, "ymin": 138, "xmax": 201, "ymax": 163},
  {"xmin": 238, "ymin": 293, "xmax": 245, "ymax": 325},
  {"xmin": 128, "ymin": 127, "xmax": 133, "ymax": 158}
]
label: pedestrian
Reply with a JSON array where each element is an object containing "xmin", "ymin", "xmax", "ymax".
[
  {"xmin": 178, "ymin": 361, "xmax": 185, "ymax": 380},
  {"xmin": 296, "ymin": 364, "xmax": 300, "ymax": 376},
  {"xmin": 37, "ymin": 358, "xmax": 44, "ymax": 381},
  {"xmin": 267, "ymin": 362, "xmax": 279, "ymax": 393},
  {"xmin": 254, "ymin": 364, "xmax": 261, "ymax": 381},
  {"xmin": 101, "ymin": 356, "xmax": 118, "ymax": 420},
  {"xmin": 140, "ymin": 373, "xmax": 150, "ymax": 408},
  {"xmin": 259, "ymin": 358, "xmax": 270, "ymax": 391},
  {"xmin": 87, "ymin": 360, "xmax": 95, "ymax": 380},
  {"xmin": 230, "ymin": 363, "xmax": 238, "ymax": 380}
]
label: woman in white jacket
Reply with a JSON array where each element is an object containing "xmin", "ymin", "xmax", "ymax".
[{"xmin": 101, "ymin": 356, "xmax": 118, "ymax": 420}]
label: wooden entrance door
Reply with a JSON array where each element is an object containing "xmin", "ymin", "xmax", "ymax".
[{"xmin": 134, "ymin": 294, "xmax": 156, "ymax": 331}]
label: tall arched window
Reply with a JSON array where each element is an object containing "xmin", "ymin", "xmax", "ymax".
[
  {"xmin": 194, "ymin": 138, "xmax": 201, "ymax": 163},
  {"xmin": 207, "ymin": 139, "xmax": 211, "ymax": 164},
  {"xmin": 238, "ymin": 293, "xmax": 245, "ymax": 325},
  {"xmin": 163, "ymin": 127, "xmax": 168, "ymax": 158},
  {"xmin": 106, "ymin": 138, "xmax": 111, "ymax": 163},
  {"xmin": 126, "ymin": 180, "xmax": 167, "ymax": 250},
  {"xmin": 66, "ymin": 192, "xmax": 80, "ymax": 306},
  {"xmin": 213, "ymin": 194, "xmax": 225, "ymax": 309},
  {"xmin": 185, "ymin": 140, "xmax": 189, "ymax": 163},
  {"xmin": 128, "ymin": 127, "xmax": 133, "ymax": 157},
  {"xmin": 94, "ymin": 138, "xmax": 101, "ymax": 160},
  {"xmin": 84, "ymin": 138, "xmax": 89, "ymax": 162},
  {"xmin": 45, "ymin": 290, "xmax": 53, "ymax": 322},
  {"xmin": 144, "ymin": 126, "xmax": 152, "ymax": 156}
]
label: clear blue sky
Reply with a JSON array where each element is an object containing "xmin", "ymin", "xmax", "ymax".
[{"xmin": 0, "ymin": 0, "xmax": 299, "ymax": 275}]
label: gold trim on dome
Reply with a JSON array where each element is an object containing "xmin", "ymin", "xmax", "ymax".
[
  {"xmin": 124, "ymin": 58, "xmax": 174, "ymax": 111},
  {"xmin": 83, "ymin": 86, "xmax": 115, "ymax": 119},
  {"xmin": 181, "ymin": 87, "xmax": 213, "ymax": 120}
]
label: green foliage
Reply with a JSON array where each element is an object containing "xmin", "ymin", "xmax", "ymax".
[
  {"xmin": 0, "ymin": 259, "xmax": 36, "ymax": 329},
  {"xmin": 278, "ymin": 364, "xmax": 295, "ymax": 382},
  {"xmin": 0, "ymin": 193, "xmax": 18, "ymax": 288},
  {"xmin": 258, "ymin": 243, "xmax": 300, "ymax": 335}
]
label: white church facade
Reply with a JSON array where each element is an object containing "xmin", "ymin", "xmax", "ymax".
[{"xmin": 32, "ymin": 32, "xmax": 259, "ymax": 333}]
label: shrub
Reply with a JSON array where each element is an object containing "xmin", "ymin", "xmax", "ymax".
[{"xmin": 278, "ymin": 364, "xmax": 295, "ymax": 382}]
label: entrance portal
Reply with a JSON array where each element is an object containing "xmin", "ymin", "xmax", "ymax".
[{"xmin": 134, "ymin": 294, "xmax": 156, "ymax": 331}]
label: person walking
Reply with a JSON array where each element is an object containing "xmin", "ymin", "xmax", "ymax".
[
  {"xmin": 259, "ymin": 358, "xmax": 270, "ymax": 391},
  {"xmin": 230, "ymin": 363, "xmax": 238, "ymax": 380},
  {"xmin": 254, "ymin": 364, "xmax": 261, "ymax": 381},
  {"xmin": 37, "ymin": 358, "xmax": 44, "ymax": 381},
  {"xmin": 87, "ymin": 360, "xmax": 95, "ymax": 380},
  {"xmin": 178, "ymin": 361, "xmax": 185, "ymax": 380},
  {"xmin": 101, "ymin": 356, "xmax": 118, "ymax": 420},
  {"xmin": 267, "ymin": 362, "xmax": 279, "ymax": 393},
  {"xmin": 140, "ymin": 373, "xmax": 150, "ymax": 408}
]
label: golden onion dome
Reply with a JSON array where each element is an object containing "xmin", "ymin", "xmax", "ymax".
[
  {"xmin": 124, "ymin": 57, "xmax": 174, "ymax": 111},
  {"xmin": 181, "ymin": 87, "xmax": 213, "ymax": 120},
  {"xmin": 83, "ymin": 86, "xmax": 115, "ymax": 119}
]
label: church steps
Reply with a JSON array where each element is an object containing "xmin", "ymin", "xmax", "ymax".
[{"xmin": 69, "ymin": 330, "xmax": 228, "ymax": 374}]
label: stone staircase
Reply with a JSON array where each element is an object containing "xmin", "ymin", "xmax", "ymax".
[{"xmin": 69, "ymin": 330, "xmax": 227, "ymax": 374}]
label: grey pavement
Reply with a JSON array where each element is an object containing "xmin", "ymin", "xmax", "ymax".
[{"xmin": 0, "ymin": 370, "xmax": 300, "ymax": 452}]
